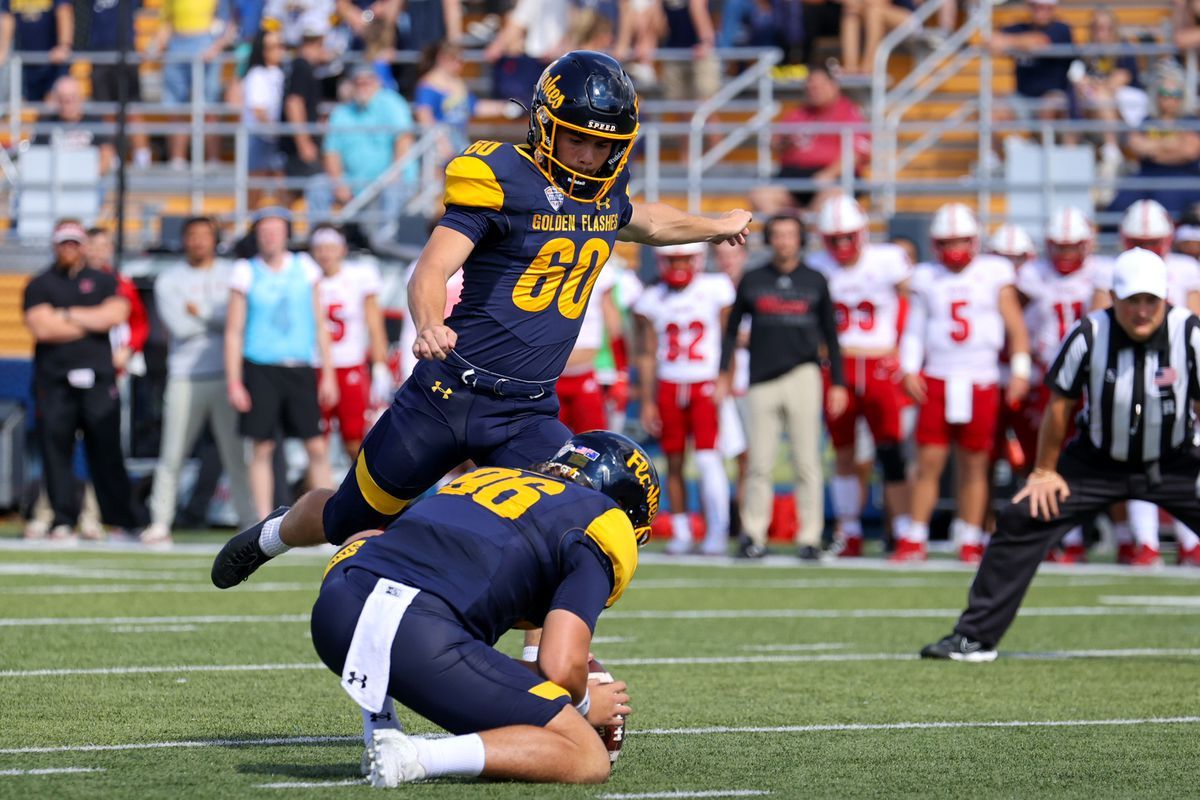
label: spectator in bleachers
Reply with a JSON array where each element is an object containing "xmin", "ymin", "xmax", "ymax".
[
  {"xmin": 721, "ymin": 213, "xmax": 847, "ymax": 560},
  {"xmin": 149, "ymin": 0, "xmax": 237, "ymax": 169},
  {"xmin": 362, "ymin": 15, "xmax": 399, "ymax": 92},
  {"xmin": 23, "ymin": 219, "xmax": 140, "ymax": 540},
  {"xmin": 0, "ymin": 0, "xmax": 71, "ymax": 102},
  {"xmin": 614, "ymin": 0, "xmax": 661, "ymax": 86},
  {"xmin": 717, "ymin": 0, "xmax": 787, "ymax": 52},
  {"xmin": 263, "ymin": 0, "xmax": 333, "ymax": 47},
  {"xmin": 85, "ymin": 227, "xmax": 148, "ymax": 377},
  {"xmin": 306, "ymin": 66, "xmax": 415, "ymax": 241},
  {"xmin": 79, "ymin": 0, "xmax": 152, "ymax": 168},
  {"xmin": 1107, "ymin": 71, "xmax": 1200, "ymax": 218},
  {"xmin": 988, "ymin": 0, "xmax": 1076, "ymax": 167},
  {"xmin": 33, "ymin": 75, "xmax": 116, "ymax": 175},
  {"xmin": 396, "ymin": 0, "xmax": 462, "ymax": 50},
  {"xmin": 842, "ymin": 0, "xmax": 913, "ymax": 76},
  {"xmin": 233, "ymin": 0, "xmax": 265, "ymax": 43},
  {"xmin": 414, "ymin": 42, "xmax": 519, "ymax": 162},
  {"xmin": 1073, "ymin": 8, "xmax": 1147, "ymax": 186},
  {"xmin": 145, "ymin": 216, "xmax": 255, "ymax": 546},
  {"xmin": 749, "ymin": 66, "xmax": 870, "ymax": 214},
  {"xmin": 483, "ymin": 0, "xmax": 574, "ymax": 100},
  {"xmin": 225, "ymin": 209, "xmax": 337, "ymax": 517},
  {"xmin": 336, "ymin": 0, "xmax": 400, "ymax": 48},
  {"xmin": 1173, "ymin": 0, "xmax": 1200, "ymax": 57},
  {"xmin": 243, "ymin": 28, "xmax": 288, "ymax": 206},
  {"xmin": 657, "ymin": 0, "xmax": 720, "ymax": 101},
  {"xmin": 280, "ymin": 27, "xmax": 327, "ymax": 189}
]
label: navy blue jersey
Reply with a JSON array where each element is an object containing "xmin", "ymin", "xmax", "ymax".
[
  {"xmin": 324, "ymin": 466, "xmax": 639, "ymax": 645},
  {"xmin": 437, "ymin": 141, "xmax": 635, "ymax": 383}
]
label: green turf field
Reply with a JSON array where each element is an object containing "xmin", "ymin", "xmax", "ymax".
[{"xmin": 1, "ymin": 535, "xmax": 1198, "ymax": 799}]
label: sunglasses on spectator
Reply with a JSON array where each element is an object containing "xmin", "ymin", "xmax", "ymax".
[{"xmin": 1158, "ymin": 88, "xmax": 1184, "ymax": 98}]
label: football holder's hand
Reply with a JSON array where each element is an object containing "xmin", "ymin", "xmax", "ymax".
[{"xmin": 585, "ymin": 677, "xmax": 631, "ymax": 729}]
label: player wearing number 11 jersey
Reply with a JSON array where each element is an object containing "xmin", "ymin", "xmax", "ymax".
[{"xmin": 213, "ymin": 51, "xmax": 750, "ymax": 588}]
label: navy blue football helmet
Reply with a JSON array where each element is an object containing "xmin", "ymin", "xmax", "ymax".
[
  {"xmin": 527, "ymin": 50, "xmax": 639, "ymax": 203},
  {"xmin": 535, "ymin": 431, "xmax": 660, "ymax": 544}
]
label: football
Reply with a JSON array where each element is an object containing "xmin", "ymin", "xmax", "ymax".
[{"xmin": 587, "ymin": 656, "xmax": 625, "ymax": 764}]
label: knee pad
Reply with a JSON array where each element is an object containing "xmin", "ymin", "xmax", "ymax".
[{"xmin": 877, "ymin": 443, "xmax": 907, "ymax": 483}]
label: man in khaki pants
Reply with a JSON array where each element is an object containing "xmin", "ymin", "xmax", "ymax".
[{"xmin": 719, "ymin": 214, "xmax": 847, "ymax": 560}]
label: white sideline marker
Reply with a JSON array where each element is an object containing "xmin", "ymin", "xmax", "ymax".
[
  {"xmin": 0, "ymin": 767, "xmax": 105, "ymax": 776},
  {"xmin": 5, "ymin": 717, "xmax": 1200, "ymax": 756}
]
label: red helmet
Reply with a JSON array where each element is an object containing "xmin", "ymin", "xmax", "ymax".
[
  {"xmin": 930, "ymin": 203, "xmax": 980, "ymax": 271},
  {"xmin": 817, "ymin": 195, "xmax": 869, "ymax": 266},
  {"xmin": 657, "ymin": 242, "xmax": 706, "ymax": 289},
  {"xmin": 1119, "ymin": 199, "xmax": 1173, "ymax": 257},
  {"xmin": 1045, "ymin": 206, "xmax": 1093, "ymax": 275}
]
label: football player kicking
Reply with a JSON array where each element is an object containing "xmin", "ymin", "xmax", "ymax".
[
  {"xmin": 634, "ymin": 242, "xmax": 736, "ymax": 555},
  {"xmin": 309, "ymin": 431, "xmax": 657, "ymax": 786},
  {"xmin": 212, "ymin": 52, "xmax": 748, "ymax": 583}
]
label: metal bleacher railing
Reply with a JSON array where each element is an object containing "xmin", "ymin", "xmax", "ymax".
[{"xmin": 2, "ymin": 32, "xmax": 1199, "ymax": 256}]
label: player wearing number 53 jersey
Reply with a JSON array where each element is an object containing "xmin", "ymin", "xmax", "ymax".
[
  {"xmin": 634, "ymin": 243, "xmax": 736, "ymax": 555},
  {"xmin": 896, "ymin": 203, "xmax": 1031, "ymax": 562},
  {"xmin": 212, "ymin": 52, "xmax": 749, "ymax": 588},
  {"xmin": 810, "ymin": 196, "xmax": 913, "ymax": 557}
]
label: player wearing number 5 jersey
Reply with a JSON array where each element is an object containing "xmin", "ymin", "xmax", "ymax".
[
  {"xmin": 212, "ymin": 51, "xmax": 750, "ymax": 589},
  {"xmin": 896, "ymin": 203, "xmax": 1031, "ymax": 562},
  {"xmin": 312, "ymin": 224, "xmax": 392, "ymax": 460},
  {"xmin": 634, "ymin": 242, "xmax": 737, "ymax": 555},
  {"xmin": 810, "ymin": 196, "xmax": 913, "ymax": 557}
]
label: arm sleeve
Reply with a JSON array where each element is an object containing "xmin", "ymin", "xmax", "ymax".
[
  {"xmin": 720, "ymin": 280, "xmax": 749, "ymax": 372},
  {"xmin": 154, "ymin": 269, "xmax": 206, "ymax": 341},
  {"xmin": 438, "ymin": 204, "xmax": 506, "ymax": 245},
  {"xmin": 816, "ymin": 273, "xmax": 845, "ymax": 386},
  {"xmin": 548, "ymin": 539, "xmax": 615, "ymax": 633},
  {"xmin": 1046, "ymin": 319, "xmax": 1092, "ymax": 398}
]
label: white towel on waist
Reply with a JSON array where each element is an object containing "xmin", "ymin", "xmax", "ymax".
[{"xmin": 341, "ymin": 578, "xmax": 420, "ymax": 713}]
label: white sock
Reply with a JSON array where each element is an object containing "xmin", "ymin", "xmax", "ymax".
[
  {"xmin": 361, "ymin": 697, "xmax": 402, "ymax": 746},
  {"xmin": 258, "ymin": 512, "xmax": 291, "ymax": 557},
  {"xmin": 413, "ymin": 733, "xmax": 486, "ymax": 779},
  {"xmin": 694, "ymin": 450, "xmax": 730, "ymax": 544},
  {"xmin": 1113, "ymin": 520, "xmax": 1133, "ymax": 546},
  {"xmin": 1062, "ymin": 526, "xmax": 1084, "ymax": 547},
  {"xmin": 953, "ymin": 519, "xmax": 982, "ymax": 547},
  {"xmin": 522, "ymin": 645, "xmax": 539, "ymax": 663},
  {"xmin": 1128, "ymin": 500, "xmax": 1160, "ymax": 548},
  {"xmin": 906, "ymin": 521, "xmax": 929, "ymax": 544},
  {"xmin": 831, "ymin": 475, "xmax": 862, "ymax": 529},
  {"xmin": 893, "ymin": 514, "xmax": 912, "ymax": 541},
  {"xmin": 671, "ymin": 513, "xmax": 691, "ymax": 543},
  {"xmin": 1177, "ymin": 521, "xmax": 1200, "ymax": 551}
]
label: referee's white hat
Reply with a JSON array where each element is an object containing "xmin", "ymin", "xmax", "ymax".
[{"xmin": 1113, "ymin": 247, "xmax": 1168, "ymax": 300}]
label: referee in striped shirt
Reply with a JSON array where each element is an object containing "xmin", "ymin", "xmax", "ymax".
[{"xmin": 922, "ymin": 248, "xmax": 1200, "ymax": 661}]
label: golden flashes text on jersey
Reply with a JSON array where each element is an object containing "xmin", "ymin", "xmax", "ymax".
[{"xmin": 531, "ymin": 213, "xmax": 622, "ymax": 233}]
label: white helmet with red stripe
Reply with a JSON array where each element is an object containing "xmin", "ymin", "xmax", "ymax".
[
  {"xmin": 1045, "ymin": 206, "xmax": 1093, "ymax": 275},
  {"xmin": 657, "ymin": 241, "xmax": 706, "ymax": 289},
  {"xmin": 988, "ymin": 224, "xmax": 1036, "ymax": 262},
  {"xmin": 930, "ymin": 202, "xmax": 980, "ymax": 271},
  {"xmin": 817, "ymin": 194, "xmax": 869, "ymax": 266},
  {"xmin": 1120, "ymin": 199, "xmax": 1174, "ymax": 257}
]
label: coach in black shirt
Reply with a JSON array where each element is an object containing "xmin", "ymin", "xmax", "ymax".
[
  {"xmin": 22, "ymin": 219, "xmax": 139, "ymax": 537},
  {"xmin": 923, "ymin": 248, "xmax": 1200, "ymax": 661},
  {"xmin": 720, "ymin": 213, "xmax": 847, "ymax": 560}
]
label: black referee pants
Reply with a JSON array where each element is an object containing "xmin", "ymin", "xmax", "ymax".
[
  {"xmin": 34, "ymin": 374, "xmax": 139, "ymax": 530},
  {"xmin": 956, "ymin": 444, "xmax": 1200, "ymax": 647}
]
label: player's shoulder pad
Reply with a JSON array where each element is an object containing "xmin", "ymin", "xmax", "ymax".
[
  {"xmin": 583, "ymin": 506, "xmax": 639, "ymax": 607},
  {"xmin": 443, "ymin": 141, "xmax": 528, "ymax": 212}
]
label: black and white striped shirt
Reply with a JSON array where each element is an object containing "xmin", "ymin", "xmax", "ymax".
[{"xmin": 1047, "ymin": 307, "xmax": 1200, "ymax": 465}]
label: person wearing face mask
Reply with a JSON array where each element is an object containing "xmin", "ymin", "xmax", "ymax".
[
  {"xmin": 922, "ymin": 248, "xmax": 1200, "ymax": 661},
  {"xmin": 895, "ymin": 203, "xmax": 1031, "ymax": 563}
]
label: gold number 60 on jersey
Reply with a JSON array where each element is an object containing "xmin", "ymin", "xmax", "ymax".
[{"xmin": 512, "ymin": 236, "xmax": 611, "ymax": 320}]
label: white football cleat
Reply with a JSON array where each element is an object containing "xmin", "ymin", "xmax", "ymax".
[{"xmin": 367, "ymin": 729, "xmax": 426, "ymax": 788}]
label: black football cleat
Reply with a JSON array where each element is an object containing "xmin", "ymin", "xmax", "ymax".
[
  {"xmin": 735, "ymin": 537, "xmax": 767, "ymax": 559},
  {"xmin": 796, "ymin": 545, "xmax": 823, "ymax": 562},
  {"xmin": 211, "ymin": 506, "xmax": 289, "ymax": 589},
  {"xmin": 919, "ymin": 632, "xmax": 997, "ymax": 663}
]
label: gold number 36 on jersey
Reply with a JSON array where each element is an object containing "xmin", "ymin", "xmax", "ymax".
[
  {"xmin": 512, "ymin": 236, "xmax": 611, "ymax": 320},
  {"xmin": 440, "ymin": 467, "xmax": 566, "ymax": 520}
]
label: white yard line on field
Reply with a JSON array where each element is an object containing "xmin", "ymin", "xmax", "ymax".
[
  {"xmin": 2, "ymin": 605, "xmax": 1198, "ymax": 629},
  {"xmin": 255, "ymin": 779, "xmax": 365, "ymax": 789},
  {"xmin": 107, "ymin": 624, "xmax": 200, "ymax": 634},
  {"xmin": 1099, "ymin": 595, "xmax": 1200, "ymax": 606},
  {"xmin": 741, "ymin": 643, "xmax": 850, "ymax": 652},
  {"xmin": 599, "ymin": 792, "xmax": 771, "ymax": 799},
  {"xmin": 0, "ymin": 583, "xmax": 314, "ymax": 595},
  {"xmin": 6, "ymin": 716, "xmax": 1200, "ymax": 756},
  {"xmin": 0, "ymin": 564, "xmax": 196, "ymax": 580},
  {"xmin": 4, "ymin": 647, "xmax": 1199, "ymax": 679},
  {"xmin": 0, "ymin": 767, "xmax": 105, "ymax": 776}
]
